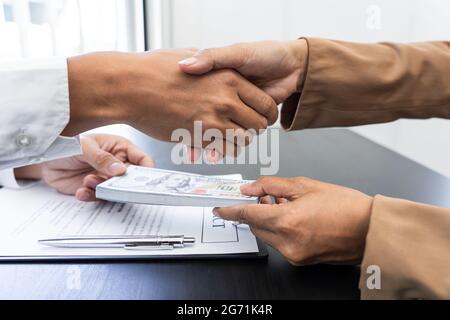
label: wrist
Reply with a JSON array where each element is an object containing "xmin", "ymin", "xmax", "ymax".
[
  {"xmin": 14, "ymin": 164, "xmax": 43, "ymax": 180},
  {"xmin": 357, "ymin": 195, "xmax": 374, "ymax": 260},
  {"xmin": 64, "ymin": 53, "xmax": 129, "ymax": 136},
  {"xmin": 288, "ymin": 39, "xmax": 308, "ymax": 92}
]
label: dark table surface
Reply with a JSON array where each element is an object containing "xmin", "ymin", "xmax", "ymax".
[{"xmin": 1, "ymin": 127, "xmax": 449, "ymax": 299}]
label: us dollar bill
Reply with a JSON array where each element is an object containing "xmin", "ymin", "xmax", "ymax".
[{"xmin": 96, "ymin": 165, "xmax": 258, "ymax": 207}]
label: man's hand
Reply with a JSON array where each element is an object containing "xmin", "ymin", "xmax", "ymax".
[
  {"xmin": 179, "ymin": 40, "xmax": 308, "ymax": 104},
  {"xmin": 214, "ymin": 176, "xmax": 373, "ymax": 265},
  {"xmin": 65, "ymin": 49, "xmax": 278, "ymax": 154},
  {"xmin": 15, "ymin": 134, "xmax": 154, "ymax": 201},
  {"xmin": 178, "ymin": 40, "xmax": 308, "ymax": 162}
]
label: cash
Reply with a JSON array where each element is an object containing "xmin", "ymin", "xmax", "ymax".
[{"xmin": 96, "ymin": 165, "xmax": 258, "ymax": 207}]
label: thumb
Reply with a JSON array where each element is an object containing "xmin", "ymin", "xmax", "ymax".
[
  {"xmin": 178, "ymin": 45, "xmax": 249, "ymax": 75},
  {"xmin": 241, "ymin": 176, "xmax": 303, "ymax": 199},
  {"xmin": 81, "ymin": 139, "xmax": 127, "ymax": 177}
]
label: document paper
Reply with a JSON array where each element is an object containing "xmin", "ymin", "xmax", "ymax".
[{"xmin": 0, "ymin": 183, "xmax": 259, "ymax": 259}]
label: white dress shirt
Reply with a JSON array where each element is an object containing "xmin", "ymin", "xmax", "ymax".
[{"xmin": 0, "ymin": 58, "xmax": 81, "ymax": 188}]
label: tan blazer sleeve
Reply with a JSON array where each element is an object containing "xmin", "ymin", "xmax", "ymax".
[
  {"xmin": 359, "ymin": 195, "xmax": 450, "ymax": 299},
  {"xmin": 281, "ymin": 38, "xmax": 450, "ymax": 130}
]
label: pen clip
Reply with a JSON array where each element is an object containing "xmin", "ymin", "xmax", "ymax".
[{"xmin": 124, "ymin": 244, "xmax": 174, "ymax": 251}]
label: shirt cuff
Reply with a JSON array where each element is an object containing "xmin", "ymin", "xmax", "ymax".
[
  {"xmin": 0, "ymin": 58, "xmax": 71, "ymax": 162},
  {"xmin": 0, "ymin": 168, "xmax": 35, "ymax": 189},
  {"xmin": 0, "ymin": 136, "xmax": 82, "ymax": 171}
]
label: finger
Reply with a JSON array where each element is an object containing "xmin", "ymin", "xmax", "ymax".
[
  {"xmin": 82, "ymin": 174, "xmax": 105, "ymax": 190},
  {"xmin": 240, "ymin": 176, "xmax": 304, "ymax": 199},
  {"xmin": 229, "ymin": 99, "xmax": 270, "ymax": 132},
  {"xmin": 81, "ymin": 138, "xmax": 127, "ymax": 177},
  {"xmin": 75, "ymin": 187, "xmax": 96, "ymax": 201},
  {"xmin": 126, "ymin": 143, "xmax": 155, "ymax": 167},
  {"xmin": 236, "ymin": 79, "xmax": 278, "ymax": 125},
  {"xmin": 186, "ymin": 143, "xmax": 235, "ymax": 164},
  {"xmin": 204, "ymin": 148, "xmax": 224, "ymax": 164},
  {"xmin": 204, "ymin": 139, "xmax": 242, "ymax": 160},
  {"xmin": 203, "ymin": 120, "xmax": 252, "ymax": 148},
  {"xmin": 276, "ymin": 197, "xmax": 289, "ymax": 204},
  {"xmin": 213, "ymin": 204, "xmax": 281, "ymax": 230},
  {"xmin": 260, "ymin": 195, "xmax": 273, "ymax": 204},
  {"xmin": 249, "ymin": 226, "xmax": 281, "ymax": 249},
  {"xmin": 178, "ymin": 45, "xmax": 249, "ymax": 75},
  {"xmin": 185, "ymin": 146, "xmax": 202, "ymax": 163}
]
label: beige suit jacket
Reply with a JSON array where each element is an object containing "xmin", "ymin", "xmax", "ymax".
[{"xmin": 281, "ymin": 38, "xmax": 450, "ymax": 299}]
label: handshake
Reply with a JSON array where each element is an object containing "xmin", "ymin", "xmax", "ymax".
[{"xmin": 65, "ymin": 40, "xmax": 308, "ymax": 160}]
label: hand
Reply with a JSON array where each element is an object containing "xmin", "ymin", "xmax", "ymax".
[
  {"xmin": 214, "ymin": 176, "xmax": 373, "ymax": 265},
  {"xmin": 178, "ymin": 40, "xmax": 308, "ymax": 163},
  {"xmin": 64, "ymin": 49, "xmax": 278, "ymax": 153},
  {"xmin": 15, "ymin": 134, "xmax": 154, "ymax": 201},
  {"xmin": 179, "ymin": 39, "xmax": 308, "ymax": 104}
]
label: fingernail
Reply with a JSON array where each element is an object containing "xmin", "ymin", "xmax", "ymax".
[
  {"xmin": 178, "ymin": 57, "xmax": 198, "ymax": 66},
  {"xmin": 109, "ymin": 162, "xmax": 125, "ymax": 175},
  {"xmin": 77, "ymin": 190, "xmax": 90, "ymax": 201}
]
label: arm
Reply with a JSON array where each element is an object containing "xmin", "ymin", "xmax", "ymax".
[
  {"xmin": 179, "ymin": 38, "xmax": 450, "ymax": 130},
  {"xmin": 1, "ymin": 50, "xmax": 276, "ymax": 173},
  {"xmin": 214, "ymin": 177, "xmax": 450, "ymax": 300},
  {"xmin": 360, "ymin": 196, "xmax": 450, "ymax": 299},
  {"xmin": 282, "ymin": 38, "xmax": 450, "ymax": 130}
]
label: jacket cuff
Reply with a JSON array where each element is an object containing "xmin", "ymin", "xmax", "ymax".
[{"xmin": 281, "ymin": 38, "xmax": 450, "ymax": 131}]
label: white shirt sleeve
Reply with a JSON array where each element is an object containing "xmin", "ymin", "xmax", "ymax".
[
  {"xmin": 0, "ymin": 168, "xmax": 19, "ymax": 188},
  {"xmin": 0, "ymin": 58, "xmax": 82, "ymax": 173},
  {"xmin": 0, "ymin": 168, "xmax": 36, "ymax": 189}
]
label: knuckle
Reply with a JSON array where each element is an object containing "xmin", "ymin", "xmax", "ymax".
[
  {"xmin": 281, "ymin": 245, "xmax": 304, "ymax": 265},
  {"xmin": 95, "ymin": 151, "xmax": 112, "ymax": 167},
  {"xmin": 258, "ymin": 176, "xmax": 273, "ymax": 185},
  {"xmin": 82, "ymin": 175, "xmax": 91, "ymax": 186},
  {"xmin": 196, "ymin": 48, "xmax": 211, "ymax": 59},
  {"xmin": 239, "ymin": 206, "xmax": 250, "ymax": 222},
  {"xmin": 257, "ymin": 117, "xmax": 268, "ymax": 130},
  {"xmin": 260, "ymin": 94, "xmax": 276, "ymax": 113},
  {"xmin": 275, "ymin": 217, "xmax": 292, "ymax": 234},
  {"xmin": 218, "ymin": 69, "xmax": 239, "ymax": 86},
  {"xmin": 213, "ymin": 102, "xmax": 231, "ymax": 116},
  {"xmin": 229, "ymin": 43, "xmax": 251, "ymax": 65},
  {"xmin": 115, "ymin": 141, "xmax": 129, "ymax": 151},
  {"xmin": 294, "ymin": 176, "xmax": 310, "ymax": 185}
]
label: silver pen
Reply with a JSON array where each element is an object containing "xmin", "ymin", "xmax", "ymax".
[{"xmin": 38, "ymin": 235, "xmax": 196, "ymax": 250}]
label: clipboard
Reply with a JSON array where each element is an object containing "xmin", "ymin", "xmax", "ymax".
[
  {"xmin": 0, "ymin": 183, "xmax": 268, "ymax": 262},
  {"xmin": 0, "ymin": 238, "xmax": 268, "ymax": 262}
]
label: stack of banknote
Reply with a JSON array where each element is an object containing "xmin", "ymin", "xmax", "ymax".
[{"xmin": 96, "ymin": 165, "xmax": 258, "ymax": 207}]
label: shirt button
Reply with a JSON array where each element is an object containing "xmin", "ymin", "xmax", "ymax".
[{"xmin": 16, "ymin": 134, "xmax": 32, "ymax": 148}]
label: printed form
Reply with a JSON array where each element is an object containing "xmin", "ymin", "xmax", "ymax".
[{"xmin": 0, "ymin": 183, "xmax": 259, "ymax": 259}]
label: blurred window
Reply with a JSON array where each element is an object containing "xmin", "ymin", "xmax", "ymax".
[{"xmin": 0, "ymin": 0, "xmax": 145, "ymax": 61}]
